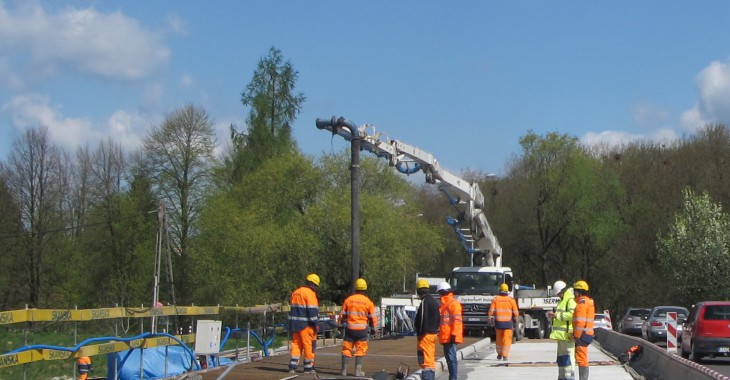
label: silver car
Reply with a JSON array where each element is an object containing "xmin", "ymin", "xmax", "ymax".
[
  {"xmin": 641, "ymin": 306, "xmax": 688, "ymax": 343},
  {"xmin": 617, "ymin": 307, "xmax": 650, "ymax": 336}
]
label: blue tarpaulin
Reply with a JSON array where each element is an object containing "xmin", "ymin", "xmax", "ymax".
[{"xmin": 107, "ymin": 346, "xmax": 232, "ymax": 380}]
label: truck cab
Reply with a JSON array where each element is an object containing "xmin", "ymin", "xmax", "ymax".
[
  {"xmin": 450, "ymin": 266, "xmax": 512, "ymax": 335},
  {"xmin": 449, "ymin": 266, "xmax": 558, "ymax": 339}
]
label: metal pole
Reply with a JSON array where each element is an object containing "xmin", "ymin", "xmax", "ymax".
[{"xmin": 351, "ymin": 134, "xmax": 361, "ymax": 293}]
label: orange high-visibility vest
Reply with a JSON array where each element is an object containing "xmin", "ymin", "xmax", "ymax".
[
  {"xmin": 488, "ymin": 294, "xmax": 519, "ymax": 329},
  {"xmin": 438, "ymin": 293, "xmax": 463, "ymax": 344},
  {"xmin": 573, "ymin": 295, "xmax": 595, "ymax": 343},
  {"xmin": 289, "ymin": 286, "xmax": 319, "ymax": 332},
  {"xmin": 339, "ymin": 293, "xmax": 377, "ymax": 330}
]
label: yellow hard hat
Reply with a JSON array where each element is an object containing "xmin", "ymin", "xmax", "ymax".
[
  {"xmin": 306, "ymin": 273, "xmax": 320, "ymax": 286},
  {"xmin": 574, "ymin": 280, "xmax": 589, "ymax": 291},
  {"xmin": 355, "ymin": 278, "xmax": 367, "ymax": 291},
  {"xmin": 499, "ymin": 283, "xmax": 509, "ymax": 292},
  {"xmin": 416, "ymin": 279, "xmax": 430, "ymax": 289}
]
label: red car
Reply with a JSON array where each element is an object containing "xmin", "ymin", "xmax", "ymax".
[{"xmin": 680, "ymin": 301, "xmax": 730, "ymax": 362}]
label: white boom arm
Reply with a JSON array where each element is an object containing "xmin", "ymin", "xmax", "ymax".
[{"xmin": 316, "ymin": 117, "xmax": 502, "ymax": 267}]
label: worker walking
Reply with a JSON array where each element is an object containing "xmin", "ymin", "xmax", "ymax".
[
  {"xmin": 339, "ymin": 278, "xmax": 378, "ymax": 377},
  {"xmin": 488, "ymin": 283, "xmax": 519, "ymax": 360},
  {"xmin": 548, "ymin": 280, "xmax": 577, "ymax": 380},
  {"xmin": 414, "ymin": 279, "xmax": 440, "ymax": 380},
  {"xmin": 288, "ymin": 273, "xmax": 320, "ymax": 374},
  {"xmin": 437, "ymin": 281, "xmax": 463, "ymax": 380},
  {"xmin": 572, "ymin": 280, "xmax": 595, "ymax": 380}
]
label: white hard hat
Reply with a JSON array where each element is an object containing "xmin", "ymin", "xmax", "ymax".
[
  {"xmin": 552, "ymin": 280, "xmax": 567, "ymax": 296},
  {"xmin": 437, "ymin": 281, "xmax": 452, "ymax": 292}
]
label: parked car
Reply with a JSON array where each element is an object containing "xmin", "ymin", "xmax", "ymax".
[
  {"xmin": 680, "ymin": 301, "xmax": 730, "ymax": 362},
  {"xmin": 617, "ymin": 307, "xmax": 651, "ymax": 336},
  {"xmin": 594, "ymin": 311, "xmax": 613, "ymax": 330},
  {"xmin": 641, "ymin": 306, "xmax": 688, "ymax": 343},
  {"xmin": 317, "ymin": 313, "xmax": 339, "ymax": 338}
]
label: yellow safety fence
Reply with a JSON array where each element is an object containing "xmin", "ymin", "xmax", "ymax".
[{"xmin": 0, "ymin": 303, "xmax": 341, "ymax": 368}]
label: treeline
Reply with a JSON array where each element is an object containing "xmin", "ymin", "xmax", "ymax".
[{"xmin": 1, "ymin": 47, "xmax": 729, "ymax": 319}]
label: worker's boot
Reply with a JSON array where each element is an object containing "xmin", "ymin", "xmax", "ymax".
[
  {"xmin": 355, "ymin": 356, "xmax": 365, "ymax": 376},
  {"xmin": 579, "ymin": 366, "xmax": 589, "ymax": 380},
  {"xmin": 340, "ymin": 356, "xmax": 349, "ymax": 376}
]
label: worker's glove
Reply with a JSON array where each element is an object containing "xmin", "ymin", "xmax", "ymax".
[
  {"xmin": 512, "ymin": 318, "xmax": 518, "ymax": 325},
  {"xmin": 450, "ymin": 335, "xmax": 457, "ymax": 344}
]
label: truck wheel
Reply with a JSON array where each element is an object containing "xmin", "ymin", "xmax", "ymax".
[
  {"xmin": 514, "ymin": 316, "xmax": 525, "ymax": 342},
  {"xmin": 534, "ymin": 316, "xmax": 546, "ymax": 339}
]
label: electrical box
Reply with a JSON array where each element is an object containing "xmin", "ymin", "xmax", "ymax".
[{"xmin": 194, "ymin": 320, "xmax": 222, "ymax": 354}]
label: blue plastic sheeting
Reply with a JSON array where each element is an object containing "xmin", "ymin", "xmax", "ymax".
[{"xmin": 107, "ymin": 346, "xmax": 232, "ymax": 380}]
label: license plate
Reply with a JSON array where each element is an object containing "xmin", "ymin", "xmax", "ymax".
[
  {"xmin": 467, "ymin": 318, "xmax": 481, "ymax": 322},
  {"xmin": 718, "ymin": 347, "xmax": 729, "ymax": 353}
]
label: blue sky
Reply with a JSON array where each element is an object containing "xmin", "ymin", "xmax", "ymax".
[{"xmin": 2, "ymin": 1, "xmax": 730, "ymax": 176}]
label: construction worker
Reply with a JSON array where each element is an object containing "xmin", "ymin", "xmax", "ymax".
[
  {"xmin": 288, "ymin": 273, "xmax": 320, "ymax": 374},
  {"xmin": 339, "ymin": 278, "xmax": 377, "ymax": 377},
  {"xmin": 548, "ymin": 280, "xmax": 577, "ymax": 380},
  {"xmin": 77, "ymin": 356, "xmax": 92, "ymax": 380},
  {"xmin": 437, "ymin": 281, "xmax": 463, "ymax": 380},
  {"xmin": 414, "ymin": 279, "xmax": 439, "ymax": 380},
  {"xmin": 572, "ymin": 280, "xmax": 595, "ymax": 380},
  {"xmin": 487, "ymin": 283, "xmax": 519, "ymax": 360}
]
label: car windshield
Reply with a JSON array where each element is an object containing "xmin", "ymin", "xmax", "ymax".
[{"xmin": 704, "ymin": 305, "xmax": 730, "ymax": 320}]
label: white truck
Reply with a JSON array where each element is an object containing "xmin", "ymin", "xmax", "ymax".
[{"xmin": 316, "ymin": 117, "xmax": 558, "ymax": 339}]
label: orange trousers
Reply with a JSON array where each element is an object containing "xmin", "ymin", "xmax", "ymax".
[
  {"xmin": 576, "ymin": 344, "xmax": 589, "ymax": 367},
  {"xmin": 417, "ymin": 333, "xmax": 437, "ymax": 370},
  {"xmin": 290, "ymin": 326, "xmax": 316, "ymax": 369},
  {"xmin": 495, "ymin": 328, "xmax": 513, "ymax": 357}
]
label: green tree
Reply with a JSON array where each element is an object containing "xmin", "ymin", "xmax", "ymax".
[
  {"xmin": 1, "ymin": 126, "xmax": 70, "ymax": 307},
  {"xmin": 135, "ymin": 104, "xmax": 217, "ymax": 304},
  {"xmin": 226, "ymin": 47, "xmax": 306, "ymax": 180},
  {"xmin": 657, "ymin": 187, "xmax": 730, "ymax": 305},
  {"xmin": 192, "ymin": 150, "xmax": 322, "ymax": 306},
  {"xmin": 0, "ymin": 175, "xmax": 24, "ymax": 309}
]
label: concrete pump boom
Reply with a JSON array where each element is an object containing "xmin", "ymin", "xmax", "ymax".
[{"xmin": 316, "ymin": 116, "xmax": 502, "ymax": 267}]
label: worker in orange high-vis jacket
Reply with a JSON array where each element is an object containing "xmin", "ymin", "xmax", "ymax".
[
  {"xmin": 437, "ymin": 281, "xmax": 463, "ymax": 380},
  {"xmin": 288, "ymin": 273, "xmax": 320, "ymax": 374},
  {"xmin": 572, "ymin": 280, "xmax": 595, "ymax": 380},
  {"xmin": 414, "ymin": 279, "xmax": 440, "ymax": 380},
  {"xmin": 77, "ymin": 356, "xmax": 92, "ymax": 380},
  {"xmin": 488, "ymin": 283, "xmax": 519, "ymax": 361},
  {"xmin": 339, "ymin": 278, "xmax": 377, "ymax": 377}
]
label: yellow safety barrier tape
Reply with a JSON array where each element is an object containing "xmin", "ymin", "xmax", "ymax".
[
  {"xmin": 0, "ymin": 306, "xmax": 222, "ymax": 324},
  {"xmin": 0, "ymin": 334, "xmax": 197, "ymax": 368},
  {"xmin": 0, "ymin": 304, "xmax": 342, "ymax": 325}
]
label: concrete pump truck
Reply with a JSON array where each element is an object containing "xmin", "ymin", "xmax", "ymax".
[{"xmin": 316, "ymin": 117, "xmax": 558, "ymax": 340}]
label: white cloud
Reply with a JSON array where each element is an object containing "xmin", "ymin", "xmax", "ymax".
[
  {"xmin": 0, "ymin": 1, "xmax": 170, "ymax": 85},
  {"xmin": 681, "ymin": 60, "xmax": 730, "ymax": 131},
  {"xmin": 106, "ymin": 110, "xmax": 152, "ymax": 152},
  {"xmin": 165, "ymin": 13, "xmax": 188, "ymax": 36},
  {"xmin": 180, "ymin": 74, "xmax": 194, "ymax": 88},
  {"xmin": 582, "ymin": 130, "xmax": 643, "ymax": 149},
  {"xmin": 1, "ymin": 93, "xmax": 158, "ymax": 154},
  {"xmin": 2, "ymin": 93, "xmax": 97, "ymax": 149},
  {"xmin": 581, "ymin": 128, "xmax": 677, "ymax": 153},
  {"xmin": 633, "ymin": 103, "xmax": 668, "ymax": 128}
]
